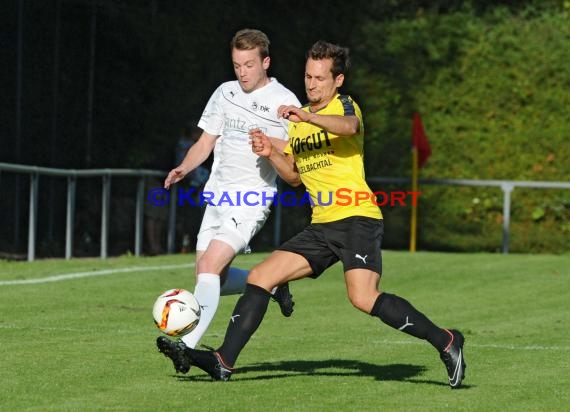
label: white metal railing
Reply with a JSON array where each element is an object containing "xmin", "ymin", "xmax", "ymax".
[
  {"xmin": 367, "ymin": 176, "xmax": 570, "ymax": 253},
  {"xmin": 1, "ymin": 162, "xmax": 569, "ymax": 260},
  {"xmin": 0, "ymin": 162, "xmax": 168, "ymax": 261}
]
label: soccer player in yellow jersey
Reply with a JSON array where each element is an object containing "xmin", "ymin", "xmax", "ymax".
[{"xmin": 171, "ymin": 41, "xmax": 467, "ymax": 388}]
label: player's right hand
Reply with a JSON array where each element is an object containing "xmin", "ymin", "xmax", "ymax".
[
  {"xmin": 249, "ymin": 129, "xmax": 272, "ymax": 158},
  {"xmin": 164, "ymin": 167, "xmax": 186, "ymax": 189},
  {"xmin": 278, "ymin": 105, "xmax": 305, "ymax": 123}
]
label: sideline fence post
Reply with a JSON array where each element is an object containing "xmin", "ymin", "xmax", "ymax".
[
  {"xmin": 501, "ymin": 183, "xmax": 514, "ymax": 254},
  {"xmin": 27, "ymin": 173, "xmax": 39, "ymax": 262},
  {"xmin": 135, "ymin": 177, "xmax": 145, "ymax": 256},
  {"xmin": 65, "ymin": 176, "xmax": 76, "ymax": 259},
  {"xmin": 167, "ymin": 187, "xmax": 177, "ymax": 254},
  {"xmin": 273, "ymin": 179, "xmax": 282, "ymax": 248},
  {"xmin": 101, "ymin": 174, "xmax": 111, "ymax": 259}
]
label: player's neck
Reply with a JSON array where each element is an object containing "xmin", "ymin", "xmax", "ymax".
[
  {"xmin": 309, "ymin": 99, "xmax": 330, "ymax": 113},
  {"xmin": 253, "ymin": 76, "xmax": 271, "ymax": 92},
  {"xmin": 309, "ymin": 93, "xmax": 338, "ymax": 113}
]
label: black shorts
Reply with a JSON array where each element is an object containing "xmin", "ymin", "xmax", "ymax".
[{"xmin": 277, "ymin": 216, "xmax": 383, "ymax": 278}]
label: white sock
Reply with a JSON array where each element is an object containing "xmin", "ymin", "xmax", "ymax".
[
  {"xmin": 220, "ymin": 267, "xmax": 249, "ymax": 296},
  {"xmin": 181, "ymin": 273, "xmax": 220, "ymax": 349}
]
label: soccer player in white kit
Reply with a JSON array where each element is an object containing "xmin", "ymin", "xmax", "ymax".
[{"xmin": 158, "ymin": 29, "xmax": 300, "ymax": 373}]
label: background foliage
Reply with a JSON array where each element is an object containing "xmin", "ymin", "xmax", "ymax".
[
  {"xmin": 1, "ymin": 0, "xmax": 568, "ymax": 255},
  {"xmin": 351, "ymin": 7, "xmax": 570, "ymax": 252}
]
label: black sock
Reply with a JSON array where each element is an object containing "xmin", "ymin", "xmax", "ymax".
[
  {"xmin": 370, "ymin": 292, "xmax": 450, "ymax": 352},
  {"xmin": 217, "ymin": 283, "xmax": 271, "ymax": 367}
]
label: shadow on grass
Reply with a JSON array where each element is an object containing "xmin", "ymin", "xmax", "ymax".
[{"xmin": 175, "ymin": 359, "xmax": 467, "ymax": 387}]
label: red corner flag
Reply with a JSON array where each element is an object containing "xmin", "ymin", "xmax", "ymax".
[{"xmin": 412, "ymin": 112, "xmax": 431, "ymax": 168}]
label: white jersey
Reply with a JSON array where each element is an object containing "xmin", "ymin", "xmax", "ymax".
[{"xmin": 198, "ymin": 78, "xmax": 300, "ymax": 199}]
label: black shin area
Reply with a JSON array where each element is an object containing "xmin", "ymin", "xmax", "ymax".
[
  {"xmin": 217, "ymin": 283, "xmax": 271, "ymax": 366},
  {"xmin": 370, "ymin": 292, "xmax": 449, "ymax": 351}
]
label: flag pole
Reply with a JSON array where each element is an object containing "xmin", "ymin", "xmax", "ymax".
[
  {"xmin": 410, "ymin": 146, "xmax": 419, "ymax": 252},
  {"xmin": 410, "ymin": 112, "xmax": 430, "ymax": 253}
]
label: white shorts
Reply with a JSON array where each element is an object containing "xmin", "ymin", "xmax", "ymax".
[{"xmin": 196, "ymin": 203, "xmax": 271, "ymax": 253}]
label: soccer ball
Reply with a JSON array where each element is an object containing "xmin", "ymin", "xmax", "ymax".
[{"xmin": 152, "ymin": 289, "xmax": 201, "ymax": 337}]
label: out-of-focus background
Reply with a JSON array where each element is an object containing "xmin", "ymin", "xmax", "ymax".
[{"xmin": 1, "ymin": 0, "xmax": 569, "ymax": 258}]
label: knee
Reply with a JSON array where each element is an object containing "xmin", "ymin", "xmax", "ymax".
[
  {"xmin": 196, "ymin": 253, "xmax": 219, "ymax": 274},
  {"xmin": 247, "ymin": 265, "xmax": 277, "ymax": 291},
  {"xmin": 247, "ymin": 266, "xmax": 263, "ymax": 284},
  {"xmin": 348, "ymin": 292, "xmax": 377, "ymax": 313},
  {"xmin": 196, "ymin": 255, "xmax": 209, "ymax": 273}
]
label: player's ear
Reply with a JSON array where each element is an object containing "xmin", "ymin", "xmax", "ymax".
[
  {"xmin": 334, "ymin": 73, "xmax": 345, "ymax": 88},
  {"xmin": 262, "ymin": 56, "xmax": 270, "ymax": 70}
]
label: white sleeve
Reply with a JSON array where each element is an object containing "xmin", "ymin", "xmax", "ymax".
[{"xmin": 197, "ymin": 86, "xmax": 224, "ymax": 136}]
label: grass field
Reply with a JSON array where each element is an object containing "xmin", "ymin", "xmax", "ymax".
[{"xmin": 1, "ymin": 251, "xmax": 569, "ymax": 411}]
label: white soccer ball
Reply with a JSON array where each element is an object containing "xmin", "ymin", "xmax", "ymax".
[{"xmin": 152, "ymin": 289, "xmax": 201, "ymax": 337}]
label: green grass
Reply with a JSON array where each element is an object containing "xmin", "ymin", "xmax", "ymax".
[{"xmin": 1, "ymin": 251, "xmax": 569, "ymax": 411}]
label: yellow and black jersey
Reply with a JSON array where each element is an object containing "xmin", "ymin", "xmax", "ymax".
[{"xmin": 284, "ymin": 94, "xmax": 382, "ymax": 223}]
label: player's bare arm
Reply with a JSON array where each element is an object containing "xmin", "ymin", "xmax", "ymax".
[
  {"xmin": 164, "ymin": 132, "xmax": 217, "ymax": 189},
  {"xmin": 306, "ymin": 113, "xmax": 359, "ymax": 136},
  {"xmin": 278, "ymin": 104, "xmax": 359, "ymax": 136},
  {"xmin": 249, "ymin": 130, "xmax": 301, "ymax": 187},
  {"xmin": 268, "ymin": 137, "xmax": 288, "ymax": 153}
]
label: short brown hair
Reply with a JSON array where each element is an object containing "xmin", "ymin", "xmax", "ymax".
[
  {"xmin": 307, "ymin": 40, "xmax": 350, "ymax": 78},
  {"xmin": 230, "ymin": 29, "xmax": 270, "ymax": 59}
]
